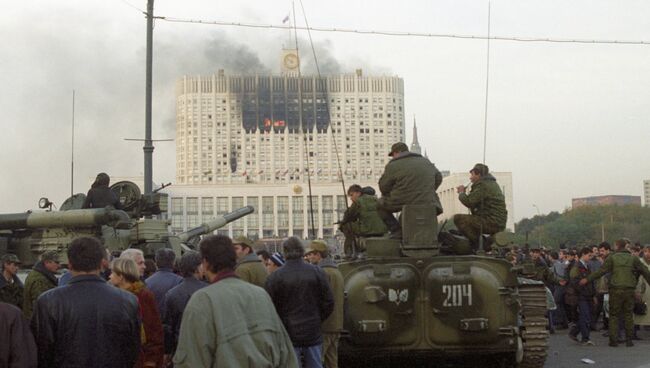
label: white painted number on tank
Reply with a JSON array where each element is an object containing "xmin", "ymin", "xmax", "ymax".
[{"xmin": 442, "ymin": 284, "xmax": 472, "ymax": 307}]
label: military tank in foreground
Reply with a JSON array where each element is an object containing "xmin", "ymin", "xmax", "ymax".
[
  {"xmin": 338, "ymin": 205, "xmax": 548, "ymax": 368},
  {"xmin": 0, "ymin": 181, "xmax": 254, "ymax": 266}
]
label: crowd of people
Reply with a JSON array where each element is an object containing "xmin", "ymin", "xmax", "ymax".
[
  {"xmin": 505, "ymin": 239, "xmax": 650, "ymax": 347},
  {"xmin": 0, "ymin": 233, "xmax": 344, "ymax": 368}
]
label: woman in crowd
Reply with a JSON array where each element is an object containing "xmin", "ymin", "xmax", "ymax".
[{"xmin": 110, "ymin": 258, "xmax": 164, "ymax": 368}]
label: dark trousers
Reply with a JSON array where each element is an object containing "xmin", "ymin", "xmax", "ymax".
[
  {"xmin": 592, "ymin": 293, "xmax": 605, "ymax": 329},
  {"xmin": 570, "ymin": 299, "xmax": 592, "ymax": 342},
  {"xmin": 552, "ymin": 285, "xmax": 568, "ymax": 327},
  {"xmin": 609, "ymin": 289, "xmax": 635, "ymax": 343}
]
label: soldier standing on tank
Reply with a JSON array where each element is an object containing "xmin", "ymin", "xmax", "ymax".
[
  {"xmin": 82, "ymin": 172, "xmax": 122, "ymax": 209},
  {"xmin": 233, "ymin": 236, "xmax": 267, "ymax": 288},
  {"xmin": 23, "ymin": 250, "xmax": 60, "ymax": 320},
  {"xmin": 337, "ymin": 185, "xmax": 387, "ymax": 259},
  {"xmin": 377, "ymin": 142, "xmax": 443, "ymax": 239},
  {"xmin": 581, "ymin": 238, "xmax": 650, "ymax": 347},
  {"xmin": 454, "ymin": 163, "xmax": 507, "ymax": 250},
  {"xmin": 0, "ymin": 254, "xmax": 23, "ymax": 309}
]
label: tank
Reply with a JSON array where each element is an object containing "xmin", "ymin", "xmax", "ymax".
[
  {"xmin": 0, "ymin": 181, "xmax": 254, "ymax": 266},
  {"xmin": 338, "ymin": 204, "xmax": 548, "ymax": 368}
]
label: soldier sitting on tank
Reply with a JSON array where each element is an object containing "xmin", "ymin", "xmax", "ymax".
[
  {"xmin": 454, "ymin": 163, "xmax": 506, "ymax": 250},
  {"xmin": 82, "ymin": 172, "xmax": 122, "ymax": 209},
  {"xmin": 377, "ymin": 142, "xmax": 443, "ymax": 239},
  {"xmin": 337, "ymin": 184, "xmax": 388, "ymax": 258}
]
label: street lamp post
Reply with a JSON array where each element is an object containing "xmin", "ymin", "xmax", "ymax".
[{"xmin": 532, "ymin": 204, "xmax": 542, "ymax": 247}]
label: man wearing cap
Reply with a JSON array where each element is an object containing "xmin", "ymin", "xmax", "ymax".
[
  {"xmin": 233, "ymin": 236, "xmax": 268, "ymax": 287},
  {"xmin": 0, "ymin": 254, "xmax": 24, "ymax": 309},
  {"xmin": 454, "ymin": 163, "xmax": 507, "ymax": 250},
  {"xmin": 337, "ymin": 184, "xmax": 388, "ymax": 258},
  {"xmin": 23, "ymin": 250, "xmax": 60, "ymax": 319},
  {"xmin": 378, "ymin": 142, "xmax": 443, "ymax": 238},
  {"xmin": 306, "ymin": 241, "xmax": 344, "ymax": 368},
  {"xmin": 266, "ymin": 252, "xmax": 286, "ymax": 274}
]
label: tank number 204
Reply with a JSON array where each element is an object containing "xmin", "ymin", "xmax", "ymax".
[{"xmin": 441, "ymin": 284, "xmax": 473, "ymax": 307}]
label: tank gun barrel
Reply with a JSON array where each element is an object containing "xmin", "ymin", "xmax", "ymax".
[
  {"xmin": 0, "ymin": 208, "xmax": 131, "ymax": 230},
  {"xmin": 178, "ymin": 205, "xmax": 254, "ymax": 243}
]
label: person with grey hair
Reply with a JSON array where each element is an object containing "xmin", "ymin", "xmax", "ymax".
[
  {"xmin": 146, "ymin": 248, "xmax": 183, "ymax": 313},
  {"xmin": 162, "ymin": 251, "xmax": 207, "ymax": 358},
  {"xmin": 265, "ymin": 237, "xmax": 334, "ymax": 368},
  {"xmin": 120, "ymin": 248, "xmax": 146, "ymax": 276}
]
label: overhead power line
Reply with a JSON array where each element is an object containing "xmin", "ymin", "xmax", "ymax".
[{"xmin": 154, "ymin": 16, "xmax": 650, "ymax": 46}]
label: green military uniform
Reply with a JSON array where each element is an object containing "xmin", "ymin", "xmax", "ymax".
[
  {"xmin": 587, "ymin": 249, "xmax": 650, "ymax": 345},
  {"xmin": 338, "ymin": 194, "xmax": 388, "ymax": 257},
  {"xmin": 454, "ymin": 173, "xmax": 507, "ymax": 246},
  {"xmin": 0, "ymin": 273, "xmax": 24, "ymax": 309},
  {"xmin": 23, "ymin": 261, "xmax": 59, "ymax": 319},
  {"xmin": 319, "ymin": 257, "xmax": 344, "ymax": 368},
  {"xmin": 235, "ymin": 253, "xmax": 268, "ymax": 288},
  {"xmin": 378, "ymin": 149, "xmax": 443, "ymax": 232},
  {"xmin": 527, "ymin": 257, "xmax": 562, "ymax": 287}
]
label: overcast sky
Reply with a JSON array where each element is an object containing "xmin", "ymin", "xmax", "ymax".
[{"xmin": 1, "ymin": 0, "xmax": 649, "ymax": 220}]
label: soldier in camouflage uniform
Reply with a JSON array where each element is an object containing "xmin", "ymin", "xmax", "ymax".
[
  {"xmin": 337, "ymin": 185, "xmax": 388, "ymax": 258},
  {"xmin": 0, "ymin": 254, "xmax": 24, "ymax": 309},
  {"xmin": 454, "ymin": 163, "xmax": 507, "ymax": 250},
  {"xmin": 582, "ymin": 238, "xmax": 650, "ymax": 347}
]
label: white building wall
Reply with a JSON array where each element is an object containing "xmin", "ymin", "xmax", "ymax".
[{"xmin": 436, "ymin": 172, "xmax": 515, "ymax": 231}]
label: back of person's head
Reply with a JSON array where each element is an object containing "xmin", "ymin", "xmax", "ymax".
[
  {"xmin": 68, "ymin": 237, "xmax": 105, "ymax": 272},
  {"xmin": 199, "ymin": 235, "xmax": 236, "ymax": 273},
  {"xmin": 154, "ymin": 248, "xmax": 176, "ymax": 269},
  {"xmin": 550, "ymin": 251, "xmax": 559, "ymax": 260},
  {"xmin": 92, "ymin": 172, "xmax": 110, "ymax": 188},
  {"xmin": 347, "ymin": 184, "xmax": 362, "ymax": 195},
  {"xmin": 283, "ymin": 237, "xmax": 305, "ymax": 260},
  {"xmin": 178, "ymin": 251, "xmax": 203, "ymax": 277},
  {"xmin": 614, "ymin": 238, "xmax": 628, "ymax": 250},
  {"xmin": 256, "ymin": 249, "xmax": 271, "ymax": 262},
  {"xmin": 111, "ymin": 258, "xmax": 140, "ymax": 283},
  {"xmin": 120, "ymin": 248, "xmax": 144, "ymax": 261}
]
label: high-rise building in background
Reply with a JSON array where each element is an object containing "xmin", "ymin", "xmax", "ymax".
[
  {"xmin": 410, "ymin": 117, "xmax": 421, "ymax": 154},
  {"xmin": 165, "ymin": 49, "xmax": 405, "ymax": 241},
  {"xmin": 644, "ymin": 180, "xmax": 650, "ymax": 207}
]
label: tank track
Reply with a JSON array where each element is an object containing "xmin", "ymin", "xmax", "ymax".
[{"xmin": 517, "ymin": 283, "xmax": 549, "ymax": 368}]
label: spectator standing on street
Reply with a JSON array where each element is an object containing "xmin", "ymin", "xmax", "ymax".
[
  {"xmin": 265, "ymin": 252, "xmax": 286, "ymax": 274},
  {"xmin": 173, "ymin": 235, "xmax": 298, "ymax": 368},
  {"xmin": 0, "ymin": 254, "xmax": 23, "ymax": 309},
  {"xmin": 110, "ymin": 258, "xmax": 164, "ymax": 368},
  {"xmin": 233, "ymin": 236, "xmax": 268, "ymax": 287},
  {"xmin": 31, "ymin": 237, "xmax": 140, "ymax": 368},
  {"xmin": 162, "ymin": 251, "xmax": 207, "ymax": 357},
  {"xmin": 568, "ymin": 247, "xmax": 595, "ymax": 345},
  {"xmin": 23, "ymin": 251, "xmax": 60, "ymax": 320},
  {"xmin": 145, "ymin": 248, "xmax": 182, "ymax": 313},
  {"xmin": 266, "ymin": 237, "xmax": 334, "ymax": 368},
  {"xmin": 635, "ymin": 245, "xmax": 650, "ymax": 327},
  {"xmin": 550, "ymin": 251, "xmax": 569, "ymax": 329},
  {"xmin": 120, "ymin": 248, "xmax": 147, "ymax": 277},
  {"xmin": 582, "ymin": 238, "xmax": 650, "ymax": 347},
  {"xmin": 0, "ymin": 302, "xmax": 37, "ymax": 368}
]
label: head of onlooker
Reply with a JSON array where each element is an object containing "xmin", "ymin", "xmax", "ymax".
[
  {"xmin": 109, "ymin": 258, "xmax": 141, "ymax": 289},
  {"xmin": 643, "ymin": 245, "xmax": 650, "ymax": 263},
  {"xmin": 67, "ymin": 237, "xmax": 106, "ymax": 275},
  {"xmin": 178, "ymin": 251, "xmax": 204, "ymax": 280},
  {"xmin": 579, "ymin": 247, "xmax": 592, "ymax": 264},
  {"xmin": 120, "ymin": 248, "xmax": 146, "ymax": 277},
  {"xmin": 266, "ymin": 252, "xmax": 285, "ymax": 274},
  {"xmin": 232, "ymin": 236, "xmax": 255, "ymax": 262},
  {"xmin": 199, "ymin": 235, "xmax": 237, "ymax": 282},
  {"xmin": 40, "ymin": 251, "xmax": 61, "ymax": 274},
  {"xmin": 530, "ymin": 248, "xmax": 542, "ymax": 262},
  {"xmin": 505, "ymin": 253, "xmax": 517, "ymax": 266},
  {"xmin": 549, "ymin": 251, "xmax": 559, "ymax": 262},
  {"xmin": 256, "ymin": 250, "xmax": 271, "ymax": 264},
  {"xmin": 143, "ymin": 259, "xmax": 157, "ymax": 279},
  {"xmin": 282, "ymin": 236, "xmax": 305, "ymax": 261},
  {"xmin": 1, "ymin": 254, "xmax": 20, "ymax": 280},
  {"xmin": 155, "ymin": 248, "xmax": 176, "ymax": 270},
  {"xmin": 598, "ymin": 241, "xmax": 611, "ymax": 259},
  {"xmin": 305, "ymin": 240, "xmax": 328, "ymax": 265},
  {"xmin": 614, "ymin": 238, "xmax": 629, "ymax": 251}
]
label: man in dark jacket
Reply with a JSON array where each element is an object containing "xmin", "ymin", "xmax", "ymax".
[
  {"xmin": 0, "ymin": 254, "xmax": 24, "ymax": 309},
  {"xmin": 145, "ymin": 248, "xmax": 182, "ymax": 313},
  {"xmin": 582, "ymin": 238, "xmax": 650, "ymax": 347},
  {"xmin": 337, "ymin": 184, "xmax": 388, "ymax": 258},
  {"xmin": 266, "ymin": 237, "xmax": 334, "ymax": 368},
  {"xmin": 82, "ymin": 172, "xmax": 122, "ymax": 209},
  {"xmin": 454, "ymin": 163, "xmax": 507, "ymax": 249},
  {"xmin": 378, "ymin": 142, "xmax": 443, "ymax": 237},
  {"xmin": 23, "ymin": 251, "xmax": 60, "ymax": 320},
  {"xmin": 0, "ymin": 302, "xmax": 37, "ymax": 368},
  {"xmin": 31, "ymin": 237, "xmax": 140, "ymax": 368},
  {"xmin": 162, "ymin": 251, "xmax": 207, "ymax": 357},
  {"xmin": 568, "ymin": 247, "xmax": 595, "ymax": 345}
]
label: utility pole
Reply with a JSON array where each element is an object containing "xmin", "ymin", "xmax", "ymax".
[{"xmin": 144, "ymin": 0, "xmax": 154, "ymax": 195}]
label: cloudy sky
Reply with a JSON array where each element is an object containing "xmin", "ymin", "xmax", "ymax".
[{"xmin": 1, "ymin": 0, "xmax": 649, "ymax": 220}]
